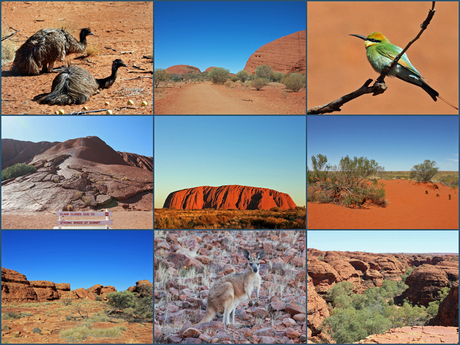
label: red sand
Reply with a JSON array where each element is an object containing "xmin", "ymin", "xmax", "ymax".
[{"xmin": 308, "ymin": 180, "xmax": 458, "ymax": 229}]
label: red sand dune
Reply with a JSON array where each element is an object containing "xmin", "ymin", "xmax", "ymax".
[
  {"xmin": 163, "ymin": 185, "xmax": 296, "ymax": 210},
  {"xmin": 308, "ymin": 179, "xmax": 458, "ymax": 229},
  {"xmin": 165, "ymin": 65, "xmax": 201, "ymax": 75}
]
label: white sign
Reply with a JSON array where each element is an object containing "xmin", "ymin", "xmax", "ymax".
[
  {"xmin": 57, "ymin": 211, "xmax": 112, "ymax": 217},
  {"xmin": 57, "ymin": 220, "xmax": 113, "ymax": 225}
]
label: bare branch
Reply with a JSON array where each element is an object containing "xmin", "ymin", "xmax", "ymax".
[{"xmin": 308, "ymin": 1, "xmax": 437, "ymax": 114}]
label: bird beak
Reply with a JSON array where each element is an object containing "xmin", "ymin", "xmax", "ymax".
[{"xmin": 349, "ymin": 34, "xmax": 367, "ymax": 41}]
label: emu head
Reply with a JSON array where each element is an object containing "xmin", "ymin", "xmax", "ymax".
[{"xmin": 243, "ymin": 248, "xmax": 265, "ymax": 273}]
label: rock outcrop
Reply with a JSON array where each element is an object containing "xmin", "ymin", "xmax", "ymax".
[
  {"xmin": 163, "ymin": 185, "xmax": 297, "ymax": 210},
  {"xmin": 128, "ymin": 279, "xmax": 153, "ymax": 297},
  {"xmin": 244, "ymin": 30, "xmax": 306, "ymax": 75},
  {"xmin": 166, "ymin": 65, "xmax": 201, "ymax": 75},
  {"xmin": 1, "ymin": 267, "xmax": 118, "ymax": 303},
  {"xmin": 355, "ymin": 326, "xmax": 459, "ymax": 344},
  {"xmin": 307, "ymin": 275, "xmax": 331, "ymax": 343},
  {"xmin": 2, "ymin": 139, "xmax": 59, "ymax": 170},
  {"xmin": 400, "ymin": 265, "xmax": 451, "ymax": 307},
  {"xmin": 2, "ymin": 136, "xmax": 153, "ymax": 212},
  {"xmin": 428, "ymin": 283, "xmax": 459, "ymax": 326}
]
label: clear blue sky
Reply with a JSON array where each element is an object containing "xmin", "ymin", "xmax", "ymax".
[
  {"xmin": 308, "ymin": 231, "xmax": 459, "ymax": 254},
  {"xmin": 307, "ymin": 116, "xmax": 458, "ymax": 171},
  {"xmin": 154, "ymin": 116, "xmax": 306, "ymax": 208},
  {"xmin": 154, "ymin": 1, "xmax": 306, "ymax": 74},
  {"xmin": 1, "ymin": 231, "xmax": 153, "ymax": 291},
  {"xmin": 1, "ymin": 116, "xmax": 153, "ymax": 157}
]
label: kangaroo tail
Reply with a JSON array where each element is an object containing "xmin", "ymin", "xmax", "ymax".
[{"xmin": 195, "ymin": 306, "xmax": 217, "ymax": 326}]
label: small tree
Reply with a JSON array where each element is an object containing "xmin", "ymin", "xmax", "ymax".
[
  {"xmin": 282, "ymin": 73, "xmax": 305, "ymax": 92},
  {"xmin": 255, "ymin": 65, "xmax": 274, "ymax": 80},
  {"xmin": 154, "ymin": 68, "xmax": 169, "ymax": 88},
  {"xmin": 273, "ymin": 72, "xmax": 284, "ymax": 82},
  {"xmin": 208, "ymin": 67, "xmax": 229, "ymax": 84},
  {"xmin": 250, "ymin": 77, "xmax": 268, "ymax": 91},
  {"xmin": 2, "ymin": 163, "xmax": 37, "ymax": 181},
  {"xmin": 236, "ymin": 70, "xmax": 250, "ymax": 82},
  {"xmin": 409, "ymin": 160, "xmax": 439, "ymax": 182}
]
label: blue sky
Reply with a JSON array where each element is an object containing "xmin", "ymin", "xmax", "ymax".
[
  {"xmin": 307, "ymin": 116, "xmax": 458, "ymax": 171},
  {"xmin": 154, "ymin": 116, "xmax": 306, "ymax": 208},
  {"xmin": 154, "ymin": 1, "xmax": 306, "ymax": 74},
  {"xmin": 308, "ymin": 231, "xmax": 459, "ymax": 254},
  {"xmin": 1, "ymin": 231, "xmax": 153, "ymax": 291},
  {"xmin": 1, "ymin": 116, "xmax": 153, "ymax": 156}
]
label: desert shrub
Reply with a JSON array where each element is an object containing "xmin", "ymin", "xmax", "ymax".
[
  {"xmin": 63, "ymin": 299, "xmax": 73, "ymax": 306},
  {"xmin": 230, "ymin": 75, "xmax": 238, "ymax": 82},
  {"xmin": 409, "ymin": 159, "xmax": 439, "ymax": 182},
  {"xmin": 255, "ymin": 65, "xmax": 274, "ymax": 80},
  {"xmin": 281, "ymin": 73, "xmax": 305, "ymax": 92},
  {"xmin": 237, "ymin": 70, "xmax": 250, "ymax": 82},
  {"xmin": 107, "ymin": 291, "xmax": 137, "ymax": 310},
  {"xmin": 208, "ymin": 67, "xmax": 229, "ymax": 84},
  {"xmin": 59, "ymin": 325, "xmax": 123, "ymax": 342},
  {"xmin": 273, "ymin": 72, "xmax": 284, "ymax": 82},
  {"xmin": 224, "ymin": 80, "xmax": 236, "ymax": 88},
  {"xmin": 308, "ymin": 154, "xmax": 386, "ymax": 208},
  {"xmin": 107, "ymin": 287, "xmax": 152, "ymax": 320},
  {"xmin": 154, "ymin": 68, "xmax": 169, "ymax": 88},
  {"xmin": 2, "ymin": 163, "xmax": 37, "ymax": 181},
  {"xmin": 270, "ymin": 207, "xmax": 280, "ymax": 212},
  {"xmin": 171, "ymin": 74, "xmax": 182, "ymax": 82},
  {"xmin": 32, "ymin": 327, "xmax": 42, "ymax": 334},
  {"xmin": 250, "ymin": 77, "xmax": 268, "ymax": 91}
]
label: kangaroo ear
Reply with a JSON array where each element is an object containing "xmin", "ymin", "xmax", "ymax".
[
  {"xmin": 243, "ymin": 249, "xmax": 250, "ymax": 260},
  {"xmin": 257, "ymin": 249, "xmax": 265, "ymax": 260}
]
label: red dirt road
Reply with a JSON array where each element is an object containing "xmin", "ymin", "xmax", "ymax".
[
  {"xmin": 308, "ymin": 180, "xmax": 458, "ymax": 229},
  {"xmin": 155, "ymin": 81, "xmax": 306, "ymax": 114}
]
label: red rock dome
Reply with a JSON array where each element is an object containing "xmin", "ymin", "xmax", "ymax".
[{"xmin": 165, "ymin": 65, "xmax": 201, "ymax": 75}]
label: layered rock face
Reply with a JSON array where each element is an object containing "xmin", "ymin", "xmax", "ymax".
[
  {"xmin": 244, "ymin": 30, "xmax": 306, "ymax": 74},
  {"xmin": 1, "ymin": 267, "xmax": 118, "ymax": 303},
  {"xmin": 163, "ymin": 185, "xmax": 297, "ymax": 210},
  {"xmin": 307, "ymin": 275, "xmax": 331, "ymax": 343},
  {"xmin": 2, "ymin": 139, "xmax": 58, "ymax": 170},
  {"xmin": 165, "ymin": 65, "xmax": 201, "ymax": 75},
  {"xmin": 401, "ymin": 265, "xmax": 452, "ymax": 306},
  {"xmin": 428, "ymin": 282, "xmax": 459, "ymax": 326},
  {"xmin": 2, "ymin": 137, "xmax": 153, "ymax": 212}
]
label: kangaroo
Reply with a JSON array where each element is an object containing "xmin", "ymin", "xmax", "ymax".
[{"xmin": 197, "ymin": 248, "xmax": 265, "ymax": 326}]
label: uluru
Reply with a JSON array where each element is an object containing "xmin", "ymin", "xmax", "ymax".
[
  {"xmin": 163, "ymin": 185, "xmax": 296, "ymax": 210},
  {"xmin": 244, "ymin": 30, "xmax": 306, "ymax": 74},
  {"xmin": 2, "ymin": 136, "xmax": 153, "ymax": 213}
]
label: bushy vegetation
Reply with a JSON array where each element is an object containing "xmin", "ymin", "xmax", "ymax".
[
  {"xmin": 154, "ymin": 68, "xmax": 169, "ymax": 88},
  {"xmin": 273, "ymin": 72, "xmax": 284, "ymax": 82},
  {"xmin": 322, "ymin": 280, "xmax": 448, "ymax": 343},
  {"xmin": 2, "ymin": 163, "xmax": 37, "ymax": 181},
  {"xmin": 282, "ymin": 73, "xmax": 305, "ymax": 92},
  {"xmin": 208, "ymin": 67, "xmax": 229, "ymax": 84},
  {"xmin": 250, "ymin": 77, "xmax": 268, "ymax": 91},
  {"xmin": 106, "ymin": 285, "xmax": 152, "ymax": 320},
  {"xmin": 255, "ymin": 65, "xmax": 274, "ymax": 80},
  {"xmin": 237, "ymin": 70, "xmax": 250, "ymax": 82},
  {"xmin": 410, "ymin": 160, "xmax": 439, "ymax": 182},
  {"xmin": 307, "ymin": 154, "xmax": 386, "ymax": 208}
]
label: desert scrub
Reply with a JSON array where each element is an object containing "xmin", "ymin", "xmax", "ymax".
[
  {"xmin": 250, "ymin": 77, "xmax": 268, "ymax": 91},
  {"xmin": 208, "ymin": 67, "xmax": 229, "ymax": 84},
  {"xmin": 255, "ymin": 64, "xmax": 274, "ymax": 80},
  {"xmin": 282, "ymin": 73, "xmax": 305, "ymax": 92},
  {"xmin": 410, "ymin": 159, "xmax": 439, "ymax": 182},
  {"xmin": 2, "ymin": 163, "xmax": 37, "ymax": 181},
  {"xmin": 60, "ymin": 325, "xmax": 124, "ymax": 342},
  {"xmin": 308, "ymin": 154, "xmax": 386, "ymax": 208},
  {"xmin": 154, "ymin": 68, "xmax": 169, "ymax": 88},
  {"xmin": 224, "ymin": 80, "xmax": 236, "ymax": 88},
  {"xmin": 236, "ymin": 69, "xmax": 250, "ymax": 82}
]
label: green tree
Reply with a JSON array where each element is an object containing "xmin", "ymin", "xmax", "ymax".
[
  {"xmin": 208, "ymin": 67, "xmax": 229, "ymax": 84},
  {"xmin": 409, "ymin": 159, "xmax": 439, "ymax": 182},
  {"xmin": 255, "ymin": 65, "xmax": 274, "ymax": 80},
  {"xmin": 281, "ymin": 73, "xmax": 305, "ymax": 91},
  {"xmin": 236, "ymin": 70, "xmax": 250, "ymax": 82},
  {"xmin": 2, "ymin": 163, "xmax": 37, "ymax": 181},
  {"xmin": 154, "ymin": 68, "xmax": 169, "ymax": 88},
  {"xmin": 273, "ymin": 72, "xmax": 284, "ymax": 82}
]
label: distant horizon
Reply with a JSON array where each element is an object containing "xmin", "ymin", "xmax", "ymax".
[
  {"xmin": 154, "ymin": 1, "xmax": 306, "ymax": 74},
  {"xmin": 308, "ymin": 231, "xmax": 459, "ymax": 254},
  {"xmin": 1, "ymin": 116, "xmax": 153, "ymax": 157},
  {"xmin": 1, "ymin": 231, "xmax": 153, "ymax": 292},
  {"xmin": 308, "ymin": 248, "xmax": 458, "ymax": 255}
]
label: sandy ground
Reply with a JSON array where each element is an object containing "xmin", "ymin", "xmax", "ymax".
[
  {"xmin": 2, "ymin": 210, "xmax": 153, "ymax": 229},
  {"xmin": 307, "ymin": 179, "xmax": 458, "ymax": 229},
  {"xmin": 1, "ymin": 2, "xmax": 153, "ymax": 115},
  {"xmin": 155, "ymin": 81, "xmax": 306, "ymax": 114},
  {"xmin": 308, "ymin": 2, "xmax": 459, "ymax": 114}
]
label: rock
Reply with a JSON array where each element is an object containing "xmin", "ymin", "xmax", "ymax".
[
  {"xmin": 29, "ymin": 280, "xmax": 60, "ymax": 301},
  {"xmin": 1, "ymin": 139, "xmax": 58, "ymax": 170},
  {"xmin": 166, "ymin": 65, "xmax": 201, "ymax": 75},
  {"xmin": 355, "ymin": 326, "xmax": 458, "ymax": 344},
  {"xmin": 100, "ymin": 286, "xmax": 116, "ymax": 296},
  {"xmin": 307, "ymin": 275, "xmax": 330, "ymax": 343},
  {"xmin": 401, "ymin": 265, "xmax": 451, "ymax": 306},
  {"xmin": 56, "ymin": 283, "xmax": 70, "ymax": 291},
  {"xmin": 244, "ymin": 30, "xmax": 306, "ymax": 74},
  {"xmin": 74, "ymin": 287, "xmax": 88, "ymax": 299},
  {"xmin": 428, "ymin": 283, "xmax": 459, "ymax": 326},
  {"xmin": 1, "ymin": 267, "xmax": 37, "ymax": 303},
  {"xmin": 163, "ymin": 185, "xmax": 296, "ymax": 210},
  {"xmin": 204, "ymin": 67, "xmax": 219, "ymax": 73},
  {"xmin": 117, "ymin": 151, "xmax": 153, "ymax": 171},
  {"xmin": 87, "ymin": 284, "xmax": 103, "ymax": 295},
  {"xmin": 96, "ymin": 194, "xmax": 112, "ymax": 206},
  {"xmin": 285, "ymin": 328, "xmax": 300, "ymax": 339},
  {"xmin": 128, "ymin": 279, "xmax": 152, "ymax": 297}
]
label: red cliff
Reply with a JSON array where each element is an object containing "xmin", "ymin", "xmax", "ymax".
[
  {"xmin": 244, "ymin": 30, "xmax": 306, "ymax": 74},
  {"xmin": 163, "ymin": 185, "xmax": 296, "ymax": 210}
]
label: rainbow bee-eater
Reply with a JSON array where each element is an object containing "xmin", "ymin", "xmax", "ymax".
[{"xmin": 350, "ymin": 32, "xmax": 457, "ymax": 109}]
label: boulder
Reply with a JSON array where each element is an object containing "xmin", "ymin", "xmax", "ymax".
[
  {"xmin": 163, "ymin": 185, "xmax": 296, "ymax": 210},
  {"xmin": 1, "ymin": 268, "xmax": 37, "ymax": 302},
  {"xmin": 428, "ymin": 283, "xmax": 459, "ymax": 326},
  {"xmin": 128, "ymin": 279, "xmax": 153, "ymax": 297},
  {"xmin": 244, "ymin": 30, "xmax": 306, "ymax": 74},
  {"xmin": 29, "ymin": 280, "xmax": 60, "ymax": 301}
]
